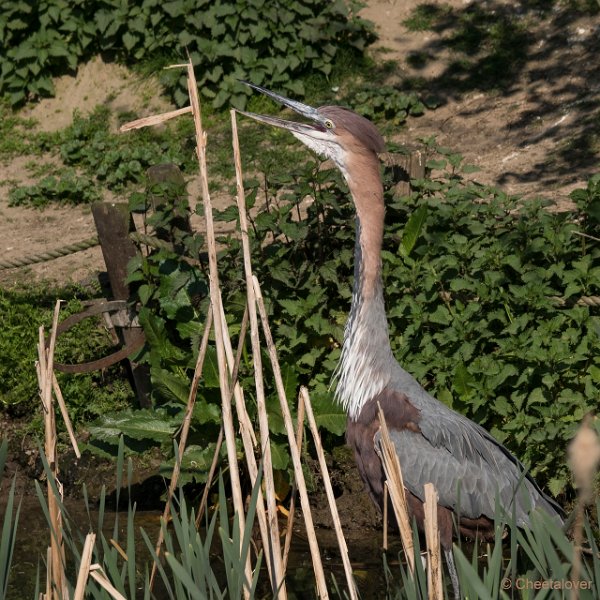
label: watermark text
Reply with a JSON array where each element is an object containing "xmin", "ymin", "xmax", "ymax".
[{"xmin": 501, "ymin": 577, "xmax": 592, "ymax": 591}]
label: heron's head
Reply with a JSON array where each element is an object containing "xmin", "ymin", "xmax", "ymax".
[{"xmin": 237, "ymin": 81, "xmax": 385, "ymax": 182}]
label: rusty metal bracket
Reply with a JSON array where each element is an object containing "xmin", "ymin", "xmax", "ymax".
[{"xmin": 48, "ymin": 300, "xmax": 146, "ymax": 374}]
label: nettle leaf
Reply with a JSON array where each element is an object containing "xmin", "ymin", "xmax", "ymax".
[
  {"xmin": 453, "ymin": 362, "xmax": 474, "ymax": 398},
  {"xmin": 160, "ymin": 443, "xmax": 219, "ymax": 484},
  {"xmin": 193, "ymin": 399, "xmax": 221, "ymax": 424},
  {"xmin": 310, "ymin": 393, "xmax": 346, "ymax": 436},
  {"xmin": 400, "ymin": 204, "xmax": 428, "ymax": 257},
  {"xmin": 89, "ymin": 409, "xmax": 177, "ymax": 443},
  {"xmin": 152, "ymin": 368, "xmax": 190, "ymax": 404},
  {"xmin": 201, "ymin": 346, "xmax": 221, "ymax": 388},
  {"xmin": 270, "ymin": 440, "xmax": 290, "ymax": 470}
]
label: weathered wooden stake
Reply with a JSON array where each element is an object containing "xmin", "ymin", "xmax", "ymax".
[{"xmin": 91, "ymin": 202, "xmax": 151, "ymax": 408}]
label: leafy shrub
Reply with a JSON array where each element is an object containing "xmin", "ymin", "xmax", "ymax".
[
  {"xmin": 0, "ymin": 0, "xmax": 375, "ymax": 108},
  {"xmin": 88, "ymin": 145, "xmax": 600, "ymax": 498},
  {"xmin": 0, "ymin": 286, "xmax": 134, "ymax": 424},
  {"xmin": 7, "ymin": 106, "xmax": 194, "ymax": 206},
  {"xmin": 347, "ymin": 86, "xmax": 426, "ymax": 128},
  {"xmin": 386, "ymin": 156, "xmax": 600, "ymax": 498},
  {"xmin": 8, "ymin": 170, "xmax": 100, "ymax": 207},
  {"xmin": 58, "ymin": 106, "xmax": 191, "ymax": 191}
]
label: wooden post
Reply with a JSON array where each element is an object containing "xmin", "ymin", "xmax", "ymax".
[
  {"xmin": 383, "ymin": 150, "xmax": 425, "ymax": 196},
  {"xmin": 91, "ymin": 202, "xmax": 152, "ymax": 408}
]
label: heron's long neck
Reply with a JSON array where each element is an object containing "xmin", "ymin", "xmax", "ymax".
[{"xmin": 334, "ymin": 156, "xmax": 395, "ymax": 420}]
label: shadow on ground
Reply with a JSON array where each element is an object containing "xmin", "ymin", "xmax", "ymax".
[{"xmin": 397, "ymin": 0, "xmax": 599, "ymax": 195}]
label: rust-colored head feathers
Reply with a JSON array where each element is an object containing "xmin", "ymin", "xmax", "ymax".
[
  {"xmin": 236, "ymin": 81, "xmax": 386, "ymax": 170},
  {"xmin": 318, "ymin": 106, "xmax": 385, "ymax": 155}
]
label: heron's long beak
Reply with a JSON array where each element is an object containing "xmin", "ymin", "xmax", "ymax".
[{"xmin": 237, "ymin": 80, "xmax": 328, "ymax": 135}]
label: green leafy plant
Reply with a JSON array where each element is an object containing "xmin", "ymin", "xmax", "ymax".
[
  {"xmin": 95, "ymin": 148, "xmax": 600, "ymax": 499},
  {"xmin": 8, "ymin": 170, "xmax": 100, "ymax": 207},
  {"xmin": 0, "ymin": 0, "xmax": 376, "ymax": 109},
  {"xmin": 6, "ymin": 106, "xmax": 196, "ymax": 206},
  {"xmin": 0, "ymin": 286, "xmax": 134, "ymax": 427},
  {"xmin": 0, "ymin": 440, "xmax": 20, "ymax": 600},
  {"xmin": 346, "ymin": 86, "xmax": 426, "ymax": 128}
]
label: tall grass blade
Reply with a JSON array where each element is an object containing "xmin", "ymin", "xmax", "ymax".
[{"xmin": 0, "ymin": 477, "xmax": 20, "ymax": 600}]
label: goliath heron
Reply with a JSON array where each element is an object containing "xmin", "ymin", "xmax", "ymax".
[{"xmin": 238, "ymin": 82, "xmax": 563, "ymax": 598}]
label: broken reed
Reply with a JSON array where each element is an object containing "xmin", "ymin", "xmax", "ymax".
[
  {"xmin": 29, "ymin": 57, "xmax": 600, "ymax": 600},
  {"xmin": 36, "ymin": 304, "xmax": 126, "ymax": 600},
  {"xmin": 27, "ymin": 56, "xmax": 357, "ymax": 600},
  {"xmin": 119, "ymin": 57, "xmax": 356, "ymax": 600}
]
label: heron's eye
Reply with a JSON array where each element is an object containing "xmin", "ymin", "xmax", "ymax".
[{"xmin": 325, "ymin": 119, "xmax": 334, "ymax": 129}]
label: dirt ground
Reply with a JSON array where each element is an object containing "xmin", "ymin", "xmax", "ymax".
[
  {"xmin": 0, "ymin": 0, "xmax": 598, "ymax": 286},
  {"xmin": 1, "ymin": 2, "xmax": 598, "ymax": 565}
]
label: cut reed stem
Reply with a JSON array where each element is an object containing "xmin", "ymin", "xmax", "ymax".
[
  {"xmin": 231, "ymin": 109, "xmax": 286, "ymax": 597},
  {"xmin": 376, "ymin": 403, "xmax": 415, "ymax": 575},
  {"xmin": 185, "ymin": 57, "xmax": 253, "ymax": 595},
  {"xmin": 423, "ymin": 483, "xmax": 442, "ymax": 600},
  {"xmin": 37, "ymin": 300, "xmax": 67, "ymax": 600},
  {"xmin": 73, "ymin": 533, "xmax": 96, "ymax": 600},
  {"xmin": 302, "ymin": 387, "xmax": 358, "ymax": 600},
  {"xmin": 196, "ymin": 306, "xmax": 249, "ymax": 527},
  {"xmin": 282, "ymin": 393, "xmax": 306, "ymax": 572},
  {"xmin": 253, "ymin": 276, "xmax": 329, "ymax": 599}
]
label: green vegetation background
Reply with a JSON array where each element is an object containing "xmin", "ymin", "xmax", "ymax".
[{"xmin": 1, "ymin": 0, "xmax": 599, "ymax": 508}]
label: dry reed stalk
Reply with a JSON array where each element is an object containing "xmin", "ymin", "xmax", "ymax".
[
  {"xmin": 423, "ymin": 483, "xmax": 442, "ymax": 600},
  {"xmin": 196, "ymin": 306, "xmax": 249, "ymax": 527},
  {"xmin": 51, "ymin": 373, "xmax": 80, "ymax": 458},
  {"xmin": 37, "ymin": 300, "xmax": 67, "ymax": 600},
  {"xmin": 73, "ymin": 533, "xmax": 96, "ymax": 600},
  {"xmin": 89, "ymin": 565, "xmax": 127, "ymax": 600},
  {"xmin": 383, "ymin": 483, "xmax": 389, "ymax": 550},
  {"xmin": 567, "ymin": 413, "xmax": 600, "ymax": 600},
  {"xmin": 185, "ymin": 58, "xmax": 253, "ymax": 594},
  {"xmin": 282, "ymin": 393, "xmax": 306, "ymax": 572},
  {"xmin": 124, "ymin": 58, "xmax": 255, "ymax": 594},
  {"xmin": 376, "ymin": 404, "xmax": 415, "ymax": 574},
  {"xmin": 301, "ymin": 387, "xmax": 358, "ymax": 600},
  {"xmin": 253, "ymin": 275, "xmax": 330, "ymax": 600},
  {"xmin": 120, "ymin": 60, "xmax": 254, "ymax": 592},
  {"xmin": 231, "ymin": 109, "xmax": 287, "ymax": 597},
  {"xmin": 119, "ymin": 106, "xmax": 192, "ymax": 132},
  {"xmin": 149, "ymin": 306, "xmax": 213, "ymax": 590},
  {"xmin": 216, "ymin": 297, "xmax": 281, "ymax": 593},
  {"xmin": 217, "ymin": 298, "xmax": 258, "ymax": 447}
]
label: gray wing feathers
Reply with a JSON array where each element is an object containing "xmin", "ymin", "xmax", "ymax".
[
  {"xmin": 375, "ymin": 411, "xmax": 547, "ymax": 526},
  {"xmin": 382, "ymin": 367, "xmax": 561, "ymax": 525}
]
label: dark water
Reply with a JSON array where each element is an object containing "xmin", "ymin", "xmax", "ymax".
[{"xmin": 3, "ymin": 493, "xmax": 400, "ymax": 600}]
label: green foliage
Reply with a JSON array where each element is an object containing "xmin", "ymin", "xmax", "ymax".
[
  {"xmin": 0, "ymin": 286, "xmax": 134, "ymax": 426},
  {"xmin": 0, "ymin": 440, "xmax": 20, "ymax": 600},
  {"xmin": 386, "ymin": 159, "xmax": 600, "ymax": 497},
  {"xmin": 85, "ymin": 148, "xmax": 600, "ymax": 497},
  {"xmin": 58, "ymin": 106, "xmax": 190, "ymax": 191},
  {"xmin": 346, "ymin": 86, "xmax": 426, "ymax": 129},
  {"xmin": 23, "ymin": 442, "xmax": 263, "ymax": 598},
  {"xmin": 8, "ymin": 170, "xmax": 100, "ymax": 207},
  {"xmin": 6, "ymin": 106, "xmax": 195, "ymax": 206},
  {"xmin": 0, "ymin": 0, "xmax": 375, "ymax": 109}
]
